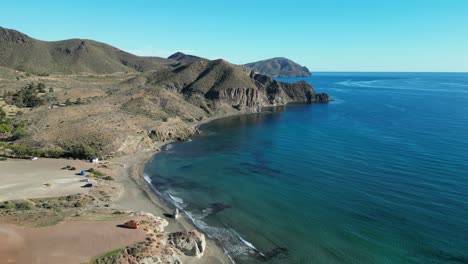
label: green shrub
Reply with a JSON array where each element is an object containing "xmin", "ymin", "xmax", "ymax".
[
  {"xmin": 37, "ymin": 83, "xmax": 46, "ymax": 93},
  {"xmin": 12, "ymin": 127, "xmax": 28, "ymax": 139},
  {"xmin": 8, "ymin": 83, "xmax": 44, "ymax": 108},
  {"xmin": 61, "ymin": 142, "xmax": 100, "ymax": 160},
  {"xmin": 101, "ymin": 175, "xmax": 114, "ymax": 181},
  {"xmin": 1, "ymin": 202, "xmax": 14, "ymax": 209},
  {"xmin": 69, "ymin": 166, "xmax": 76, "ymax": 171},
  {"xmin": 9, "ymin": 144, "xmax": 37, "ymax": 157},
  {"xmin": 93, "ymin": 170, "xmax": 105, "ymax": 177},
  {"xmin": 0, "ymin": 108, "xmax": 6, "ymax": 120},
  {"xmin": 16, "ymin": 200, "xmax": 33, "ymax": 210},
  {"xmin": 0, "ymin": 123, "xmax": 12, "ymax": 133},
  {"xmin": 0, "ymin": 157, "xmax": 7, "ymax": 161}
]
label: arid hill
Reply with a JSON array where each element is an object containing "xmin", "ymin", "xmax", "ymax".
[
  {"xmin": 244, "ymin": 57, "xmax": 311, "ymax": 77},
  {"xmin": 0, "ymin": 27, "xmax": 329, "ymax": 159},
  {"xmin": 167, "ymin": 52, "xmax": 206, "ymax": 64},
  {"xmin": 0, "ymin": 26, "xmax": 174, "ymax": 74}
]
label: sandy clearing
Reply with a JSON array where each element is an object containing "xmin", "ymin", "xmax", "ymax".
[
  {"xmin": 0, "ymin": 218, "xmax": 146, "ymax": 264},
  {"xmin": 0, "ymin": 158, "xmax": 96, "ymax": 202}
]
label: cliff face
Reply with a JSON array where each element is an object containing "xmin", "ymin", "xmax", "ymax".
[{"xmin": 145, "ymin": 59, "xmax": 328, "ymax": 112}]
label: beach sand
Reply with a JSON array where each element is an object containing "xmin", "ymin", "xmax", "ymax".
[
  {"xmin": 0, "ymin": 158, "xmax": 94, "ymax": 202},
  {"xmin": 0, "ymin": 147, "xmax": 230, "ymax": 263},
  {"xmin": 113, "ymin": 148, "xmax": 231, "ymax": 264}
]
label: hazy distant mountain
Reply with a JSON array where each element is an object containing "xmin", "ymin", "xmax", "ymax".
[
  {"xmin": 168, "ymin": 52, "xmax": 207, "ymax": 64},
  {"xmin": 0, "ymin": 26, "xmax": 173, "ymax": 74},
  {"xmin": 244, "ymin": 57, "xmax": 311, "ymax": 77}
]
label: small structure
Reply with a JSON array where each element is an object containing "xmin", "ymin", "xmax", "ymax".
[
  {"xmin": 82, "ymin": 183, "xmax": 93, "ymax": 188},
  {"xmin": 79, "ymin": 170, "xmax": 86, "ymax": 176},
  {"xmin": 174, "ymin": 208, "xmax": 180, "ymax": 219},
  {"xmin": 123, "ymin": 220, "xmax": 140, "ymax": 229},
  {"xmin": 31, "ymin": 157, "xmax": 38, "ymax": 161},
  {"xmin": 91, "ymin": 158, "xmax": 99, "ymax": 163}
]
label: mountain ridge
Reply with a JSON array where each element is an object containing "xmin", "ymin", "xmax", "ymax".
[
  {"xmin": 0, "ymin": 26, "xmax": 174, "ymax": 74},
  {"xmin": 0, "ymin": 27, "xmax": 329, "ymax": 159}
]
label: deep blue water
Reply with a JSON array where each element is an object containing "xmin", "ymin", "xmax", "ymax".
[{"xmin": 144, "ymin": 73, "xmax": 468, "ymax": 264}]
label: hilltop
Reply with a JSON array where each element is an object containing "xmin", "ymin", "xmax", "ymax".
[
  {"xmin": 167, "ymin": 52, "xmax": 206, "ymax": 64},
  {"xmin": 244, "ymin": 57, "xmax": 311, "ymax": 77},
  {"xmin": 0, "ymin": 26, "xmax": 174, "ymax": 74}
]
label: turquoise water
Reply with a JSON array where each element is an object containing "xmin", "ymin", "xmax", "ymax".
[{"xmin": 144, "ymin": 73, "xmax": 468, "ymax": 264}]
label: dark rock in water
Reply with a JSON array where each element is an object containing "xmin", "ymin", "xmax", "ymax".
[
  {"xmin": 314, "ymin": 93, "xmax": 330, "ymax": 103},
  {"xmin": 207, "ymin": 203, "xmax": 231, "ymax": 214}
]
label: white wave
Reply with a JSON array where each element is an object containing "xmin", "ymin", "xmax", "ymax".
[
  {"xmin": 143, "ymin": 173, "xmax": 152, "ymax": 184},
  {"xmin": 168, "ymin": 193, "xmax": 184, "ymax": 204},
  {"xmin": 184, "ymin": 210, "xmax": 261, "ymax": 258},
  {"xmin": 232, "ymin": 228, "xmax": 262, "ymax": 254},
  {"xmin": 439, "ymin": 82, "xmax": 468, "ymax": 88},
  {"xmin": 337, "ymin": 79, "xmax": 468, "ymax": 93},
  {"xmin": 165, "ymin": 144, "xmax": 173, "ymax": 150},
  {"xmin": 187, "ymin": 139, "xmax": 192, "ymax": 142}
]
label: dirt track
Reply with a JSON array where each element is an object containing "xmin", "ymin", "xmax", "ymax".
[{"xmin": 0, "ymin": 219, "xmax": 146, "ymax": 264}]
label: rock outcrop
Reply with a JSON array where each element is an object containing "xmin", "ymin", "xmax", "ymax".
[
  {"xmin": 166, "ymin": 230, "xmax": 206, "ymax": 258},
  {"xmin": 144, "ymin": 59, "xmax": 328, "ymax": 112}
]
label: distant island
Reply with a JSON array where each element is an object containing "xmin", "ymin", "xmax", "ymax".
[{"xmin": 244, "ymin": 57, "xmax": 312, "ymax": 77}]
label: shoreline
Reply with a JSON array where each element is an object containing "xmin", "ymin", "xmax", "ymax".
[
  {"xmin": 0, "ymin": 107, "xmax": 298, "ymax": 263},
  {"xmin": 114, "ymin": 115, "xmax": 235, "ymax": 263},
  {"xmin": 123, "ymin": 106, "xmax": 304, "ymax": 263}
]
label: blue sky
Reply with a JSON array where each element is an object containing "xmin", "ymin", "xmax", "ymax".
[{"xmin": 1, "ymin": 0, "xmax": 467, "ymax": 72}]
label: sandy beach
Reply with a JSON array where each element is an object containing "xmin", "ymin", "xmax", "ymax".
[
  {"xmin": 0, "ymin": 158, "xmax": 95, "ymax": 202},
  {"xmin": 0, "ymin": 145, "xmax": 231, "ymax": 263}
]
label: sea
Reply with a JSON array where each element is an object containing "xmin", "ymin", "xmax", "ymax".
[{"xmin": 144, "ymin": 72, "xmax": 468, "ymax": 264}]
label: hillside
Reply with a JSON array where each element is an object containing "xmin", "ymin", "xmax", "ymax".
[
  {"xmin": 144, "ymin": 59, "xmax": 326, "ymax": 111},
  {"xmin": 0, "ymin": 27, "xmax": 329, "ymax": 160},
  {"xmin": 244, "ymin": 57, "xmax": 311, "ymax": 77},
  {"xmin": 0, "ymin": 26, "xmax": 174, "ymax": 74}
]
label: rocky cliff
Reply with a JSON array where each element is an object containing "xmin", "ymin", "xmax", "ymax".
[{"xmin": 144, "ymin": 59, "xmax": 328, "ymax": 113}]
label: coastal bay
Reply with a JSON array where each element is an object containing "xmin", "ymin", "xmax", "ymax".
[{"xmin": 144, "ymin": 72, "xmax": 468, "ymax": 264}]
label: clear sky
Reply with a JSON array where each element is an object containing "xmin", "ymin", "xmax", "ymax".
[{"xmin": 1, "ymin": 0, "xmax": 467, "ymax": 72}]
